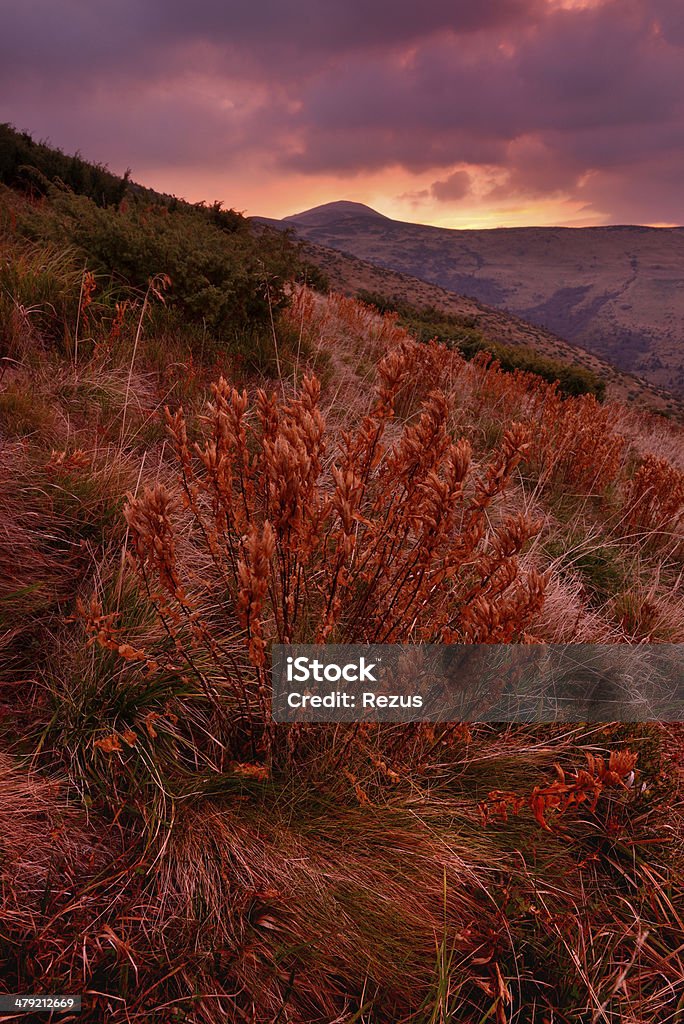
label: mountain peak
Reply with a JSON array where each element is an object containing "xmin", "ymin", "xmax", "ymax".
[{"xmin": 286, "ymin": 200, "xmax": 389, "ymax": 223}]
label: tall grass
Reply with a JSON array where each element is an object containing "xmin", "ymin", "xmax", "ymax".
[{"xmin": 0, "ymin": 226, "xmax": 682, "ymax": 1021}]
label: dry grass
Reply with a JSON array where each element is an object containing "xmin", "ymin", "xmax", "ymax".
[{"xmin": 0, "ymin": 276, "xmax": 682, "ymax": 1022}]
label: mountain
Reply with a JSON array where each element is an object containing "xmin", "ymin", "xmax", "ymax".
[
  {"xmin": 276, "ymin": 204, "xmax": 684, "ymax": 398},
  {"xmin": 288, "ymin": 200, "xmax": 390, "ymax": 226},
  {"xmin": 264, "ymin": 231, "xmax": 684, "ymax": 417}
]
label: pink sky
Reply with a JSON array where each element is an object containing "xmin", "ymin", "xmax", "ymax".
[{"xmin": 1, "ymin": 0, "xmax": 683, "ymax": 227}]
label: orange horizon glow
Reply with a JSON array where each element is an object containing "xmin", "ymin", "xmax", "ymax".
[
  {"xmin": 129, "ymin": 162, "xmax": 623, "ymax": 230},
  {"xmin": 2, "ymin": 0, "xmax": 682, "ymax": 233}
]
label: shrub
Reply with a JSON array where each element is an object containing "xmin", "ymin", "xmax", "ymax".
[
  {"xmin": 20, "ymin": 191, "xmax": 294, "ymax": 342},
  {"xmin": 358, "ymin": 288, "xmax": 485, "ymax": 350},
  {"xmin": 357, "ymin": 290, "xmax": 606, "ymax": 398},
  {"xmin": 0, "ymin": 122, "xmax": 129, "ymax": 206},
  {"xmin": 456, "ymin": 350, "xmax": 623, "ymax": 494},
  {"xmin": 491, "ymin": 343, "xmax": 606, "ymax": 399},
  {"xmin": 0, "ymin": 125, "xmax": 309, "ymax": 364},
  {"xmin": 88, "ymin": 346, "xmax": 546, "ymax": 770},
  {"xmin": 624, "ymin": 451, "xmax": 684, "ymax": 548}
]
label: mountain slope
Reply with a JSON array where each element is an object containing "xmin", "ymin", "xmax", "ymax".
[
  {"xmin": 277, "ymin": 204, "xmax": 684, "ymax": 398},
  {"xmin": 288, "ymin": 200, "xmax": 390, "ymax": 226},
  {"xmin": 282, "ymin": 233, "xmax": 684, "ymax": 417}
]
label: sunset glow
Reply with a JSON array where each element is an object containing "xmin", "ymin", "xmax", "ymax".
[{"xmin": 1, "ymin": 0, "xmax": 682, "ymax": 227}]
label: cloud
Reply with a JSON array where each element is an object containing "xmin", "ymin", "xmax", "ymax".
[
  {"xmin": 0, "ymin": 0, "xmax": 683, "ymax": 223},
  {"xmin": 0, "ymin": 1, "xmax": 541, "ymax": 85},
  {"xmin": 431, "ymin": 170, "xmax": 471, "ymax": 202}
]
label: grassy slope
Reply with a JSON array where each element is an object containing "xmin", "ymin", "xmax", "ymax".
[
  {"xmin": 0, "ymin": 153, "xmax": 682, "ymax": 1022},
  {"xmin": 283, "ymin": 234, "xmax": 684, "ymax": 419},
  {"xmin": 278, "ymin": 205, "xmax": 684, "ymax": 401}
]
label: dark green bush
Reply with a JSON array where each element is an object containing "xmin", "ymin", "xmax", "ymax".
[
  {"xmin": 488, "ymin": 343, "xmax": 607, "ymax": 400},
  {"xmin": 297, "ymin": 259, "xmax": 330, "ymax": 293},
  {"xmin": 357, "ymin": 290, "xmax": 606, "ymax": 399},
  {"xmin": 357, "ymin": 290, "xmax": 482, "ymax": 348},
  {"xmin": 1, "ymin": 125, "xmax": 310, "ymax": 364},
  {"xmin": 19, "ymin": 191, "xmax": 293, "ymax": 339},
  {"xmin": 0, "ymin": 122, "xmax": 129, "ymax": 207}
]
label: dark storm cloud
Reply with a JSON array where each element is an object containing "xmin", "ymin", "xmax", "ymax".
[
  {"xmin": 157, "ymin": 0, "xmax": 542, "ymax": 60},
  {"xmin": 282, "ymin": 3, "xmax": 683, "ymax": 166},
  {"xmin": 430, "ymin": 170, "xmax": 472, "ymax": 201},
  {"xmin": 0, "ymin": 0, "xmax": 540, "ymax": 83},
  {"xmin": 1, "ymin": 0, "xmax": 683, "ymax": 222}
]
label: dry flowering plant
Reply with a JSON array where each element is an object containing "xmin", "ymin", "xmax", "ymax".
[{"xmin": 84, "ymin": 344, "xmax": 547, "ymax": 766}]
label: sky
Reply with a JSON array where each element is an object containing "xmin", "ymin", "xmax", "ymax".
[{"xmin": 1, "ymin": 0, "xmax": 683, "ymax": 228}]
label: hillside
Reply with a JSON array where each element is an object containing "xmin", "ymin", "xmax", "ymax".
[
  {"xmin": 277, "ymin": 201, "xmax": 684, "ymax": 398},
  {"xmin": 2, "ymin": 267, "xmax": 684, "ymax": 1020},
  {"xmin": 1, "ymin": 131, "xmax": 683, "ymax": 1022},
  {"xmin": 288, "ymin": 233, "xmax": 684, "ymax": 416}
]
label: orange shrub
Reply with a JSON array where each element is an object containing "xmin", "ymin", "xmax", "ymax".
[
  {"xmin": 624, "ymin": 452, "xmax": 684, "ymax": 547},
  {"xmin": 102, "ymin": 347, "xmax": 546, "ymax": 761}
]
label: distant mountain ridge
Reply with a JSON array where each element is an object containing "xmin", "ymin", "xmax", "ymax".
[
  {"xmin": 282, "ymin": 234, "xmax": 681, "ymax": 417},
  {"xmin": 275, "ymin": 203, "xmax": 684, "ymax": 398},
  {"xmin": 288, "ymin": 201, "xmax": 391, "ymax": 225}
]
